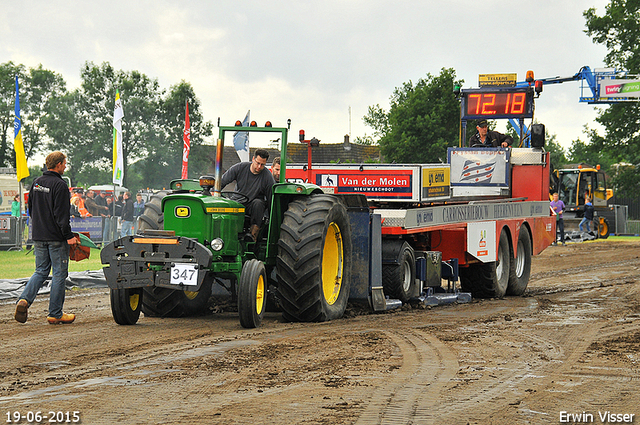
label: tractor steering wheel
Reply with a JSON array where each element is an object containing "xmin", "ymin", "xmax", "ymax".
[{"xmin": 221, "ymin": 191, "xmax": 249, "ymax": 204}]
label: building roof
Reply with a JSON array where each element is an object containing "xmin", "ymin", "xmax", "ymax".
[{"xmin": 207, "ymin": 140, "xmax": 382, "ymax": 174}]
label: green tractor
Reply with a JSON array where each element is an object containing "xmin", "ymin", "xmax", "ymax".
[{"xmin": 101, "ymin": 122, "xmax": 354, "ymax": 328}]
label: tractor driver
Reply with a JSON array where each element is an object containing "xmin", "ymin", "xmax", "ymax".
[
  {"xmin": 220, "ymin": 149, "xmax": 275, "ymax": 241},
  {"xmin": 469, "ymin": 119, "xmax": 513, "ymax": 148}
]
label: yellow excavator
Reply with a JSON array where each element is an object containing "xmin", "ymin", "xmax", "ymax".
[{"xmin": 551, "ymin": 164, "xmax": 614, "ymax": 238}]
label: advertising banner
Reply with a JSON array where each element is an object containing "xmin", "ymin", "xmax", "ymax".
[{"xmin": 599, "ymin": 78, "xmax": 640, "ymax": 98}]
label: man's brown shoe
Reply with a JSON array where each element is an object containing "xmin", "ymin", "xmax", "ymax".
[
  {"xmin": 14, "ymin": 299, "xmax": 28, "ymax": 323},
  {"xmin": 47, "ymin": 313, "xmax": 76, "ymax": 324}
]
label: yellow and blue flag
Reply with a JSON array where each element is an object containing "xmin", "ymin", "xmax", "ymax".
[
  {"xmin": 14, "ymin": 76, "xmax": 29, "ymax": 182},
  {"xmin": 112, "ymin": 89, "xmax": 124, "ymax": 185}
]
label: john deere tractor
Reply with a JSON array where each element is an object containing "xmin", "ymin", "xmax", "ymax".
[{"xmin": 101, "ymin": 121, "xmax": 355, "ymax": 328}]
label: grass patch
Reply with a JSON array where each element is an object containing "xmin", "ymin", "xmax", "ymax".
[
  {"xmin": 0, "ymin": 248, "xmax": 104, "ymax": 280},
  {"xmin": 605, "ymin": 235, "xmax": 640, "ymax": 241}
]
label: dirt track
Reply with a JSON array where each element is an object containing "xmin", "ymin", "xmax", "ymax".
[{"xmin": 1, "ymin": 239, "xmax": 640, "ymax": 424}]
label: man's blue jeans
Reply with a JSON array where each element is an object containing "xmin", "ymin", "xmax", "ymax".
[
  {"xmin": 19, "ymin": 241, "xmax": 69, "ymax": 319},
  {"xmin": 120, "ymin": 220, "xmax": 133, "ymax": 237}
]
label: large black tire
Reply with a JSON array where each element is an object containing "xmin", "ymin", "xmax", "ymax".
[
  {"xmin": 507, "ymin": 228, "xmax": 532, "ymax": 296},
  {"xmin": 137, "ymin": 190, "xmax": 212, "ymax": 318},
  {"xmin": 137, "ymin": 190, "xmax": 169, "ymax": 233},
  {"xmin": 110, "ymin": 288, "xmax": 142, "ymax": 325},
  {"xmin": 460, "ymin": 230, "xmax": 510, "ymax": 298},
  {"xmin": 277, "ymin": 194, "xmax": 352, "ymax": 322},
  {"xmin": 238, "ymin": 259, "xmax": 268, "ymax": 328},
  {"xmin": 142, "ymin": 282, "xmax": 212, "ymax": 318},
  {"xmin": 382, "ymin": 240, "xmax": 416, "ymax": 302}
]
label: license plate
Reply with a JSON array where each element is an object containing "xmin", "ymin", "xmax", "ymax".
[{"xmin": 170, "ymin": 263, "xmax": 198, "ymax": 286}]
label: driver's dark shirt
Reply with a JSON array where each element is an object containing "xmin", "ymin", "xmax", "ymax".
[{"xmin": 220, "ymin": 162, "xmax": 275, "ymax": 203}]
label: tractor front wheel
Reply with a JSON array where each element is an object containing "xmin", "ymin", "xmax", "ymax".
[
  {"xmin": 110, "ymin": 287, "xmax": 142, "ymax": 325},
  {"xmin": 277, "ymin": 194, "xmax": 352, "ymax": 322},
  {"xmin": 238, "ymin": 259, "xmax": 267, "ymax": 328}
]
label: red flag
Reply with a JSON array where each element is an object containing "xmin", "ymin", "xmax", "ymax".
[{"xmin": 181, "ymin": 101, "xmax": 191, "ymax": 179}]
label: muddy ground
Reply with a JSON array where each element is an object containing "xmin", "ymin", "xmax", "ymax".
[{"xmin": 1, "ymin": 239, "xmax": 639, "ymax": 424}]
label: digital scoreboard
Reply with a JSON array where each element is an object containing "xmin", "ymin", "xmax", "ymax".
[{"xmin": 461, "ymin": 87, "xmax": 534, "ymax": 120}]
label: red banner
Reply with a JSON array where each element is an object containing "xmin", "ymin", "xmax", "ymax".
[{"xmin": 181, "ymin": 102, "xmax": 191, "ymax": 179}]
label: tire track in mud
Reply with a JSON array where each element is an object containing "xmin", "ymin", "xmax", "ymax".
[
  {"xmin": 481, "ymin": 283, "xmax": 640, "ymax": 423},
  {"xmin": 355, "ymin": 328, "xmax": 458, "ymax": 424}
]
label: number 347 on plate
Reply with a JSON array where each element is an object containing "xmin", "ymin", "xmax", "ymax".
[{"xmin": 170, "ymin": 263, "xmax": 198, "ymax": 286}]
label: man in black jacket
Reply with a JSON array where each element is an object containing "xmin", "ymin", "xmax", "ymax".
[
  {"xmin": 15, "ymin": 151, "xmax": 79, "ymax": 324},
  {"xmin": 469, "ymin": 119, "xmax": 513, "ymax": 148},
  {"xmin": 220, "ymin": 149, "xmax": 275, "ymax": 241},
  {"xmin": 120, "ymin": 191, "xmax": 134, "ymax": 237}
]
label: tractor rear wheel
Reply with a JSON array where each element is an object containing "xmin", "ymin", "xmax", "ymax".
[
  {"xmin": 238, "ymin": 259, "xmax": 268, "ymax": 328},
  {"xmin": 137, "ymin": 190, "xmax": 212, "ymax": 318},
  {"xmin": 137, "ymin": 190, "xmax": 169, "ymax": 232},
  {"xmin": 110, "ymin": 288, "xmax": 142, "ymax": 325},
  {"xmin": 277, "ymin": 194, "xmax": 352, "ymax": 322},
  {"xmin": 460, "ymin": 230, "xmax": 510, "ymax": 298},
  {"xmin": 507, "ymin": 228, "xmax": 532, "ymax": 296}
]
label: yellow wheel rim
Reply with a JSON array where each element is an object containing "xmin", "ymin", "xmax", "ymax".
[
  {"xmin": 129, "ymin": 293, "xmax": 140, "ymax": 311},
  {"xmin": 256, "ymin": 274, "xmax": 265, "ymax": 315},
  {"xmin": 184, "ymin": 290, "xmax": 199, "ymax": 300},
  {"xmin": 322, "ymin": 222, "xmax": 343, "ymax": 305}
]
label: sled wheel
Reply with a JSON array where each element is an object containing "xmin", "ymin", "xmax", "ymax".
[
  {"xmin": 507, "ymin": 228, "xmax": 532, "ymax": 296},
  {"xmin": 238, "ymin": 259, "xmax": 268, "ymax": 328},
  {"xmin": 460, "ymin": 229, "xmax": 509, "ymax": 298},
  {"xmin": 277, "ymin": 194, "xmax": 352, "ymax": 322},
  {"xmin": 110, "ymin": 287, "xmax": 142, "ymax": 325},
  {"xmin": 382, "ymin": 241, "xmax": 416, "ymax": 302}
]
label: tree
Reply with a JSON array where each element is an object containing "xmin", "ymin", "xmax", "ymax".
[
  {"xmin": 21, "ymin": 65, "xmax": 67, "ymax": 162},
  {"xmin": 0, "ymin": 62, "xmax": 26, "ymax": 168},
  {"xmin": 43, "ymin": 62, "xmax": 165, "ymax": 189},
  {"xmin": 363, "ymin": 68, "xmax": 463, "ymax": 163},
  {"xmin": 584, "ymin": 1, "xmax": 640, "ymax": 183},
  {"xmin": 42, "ymin": 62, "xmax": 214, "ymax": 192}
]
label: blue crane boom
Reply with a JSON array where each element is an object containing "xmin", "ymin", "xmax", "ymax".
[{"xmin": 508, "ymin": 66, "xmax": 640, "ymax": 145}]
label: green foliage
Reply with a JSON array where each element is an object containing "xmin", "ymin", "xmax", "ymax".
[
  {"xmin": 363, "ymin": 68, "xmax": 463, "ymax": 163},
  {"xmin": 41, "ymin": 62, "xmax": 213, "ymax": 192},
  {"xmin": 584, "ymin": 1, "xmax": 640, "ymax": 191},
  {"xmin": 611, "ymin": 164, "xmax": 639, "ymax": 197},
  {"xmin": 0, "ymin": 62, "xmax": 26, "ymax": 168},
  {"xmin": 353, "ymin": 134, "xmax": 376, "ymax": 146}
]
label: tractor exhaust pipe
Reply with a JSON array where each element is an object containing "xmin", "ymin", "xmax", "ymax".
[{"xmin": 213, "ymin": 138, "xmax": 223, "ymax": 197}]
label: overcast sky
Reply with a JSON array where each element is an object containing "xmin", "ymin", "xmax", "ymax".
[{"xmin": 2, "ymin": 0, "xmax": 612, "ymax": 154}]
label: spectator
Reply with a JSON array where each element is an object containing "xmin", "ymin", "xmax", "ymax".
[
  {"xmin": 133, "ymin": 193, "xmax": 145, "ymax": 234},
  {"xmin": 120, "ymin": 191, "xmax": 134, "ymax": 237},
  {"xmin": 580, "ymin": 194, "xmax": 594, "ymax": 233},
  {"xmin": 84, "ymin": 190, "xmax": 105, "ymax": 217},
  {"xmin": 550, "ymin": 192, "xmax": 566, "ymax": 246},
  {"xmin": 11, "ymin": 195, "xmax": 20, "ymax": 217}
]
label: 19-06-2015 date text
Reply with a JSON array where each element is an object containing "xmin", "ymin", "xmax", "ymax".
[{"xmin": 6, "ymin": 411, "xmax": 80, "ymax": 423}]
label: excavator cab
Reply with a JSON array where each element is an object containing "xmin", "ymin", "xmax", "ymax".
[{"xmin": 556, "ymin": 166, "xmax": 612, "ymax": 210}]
